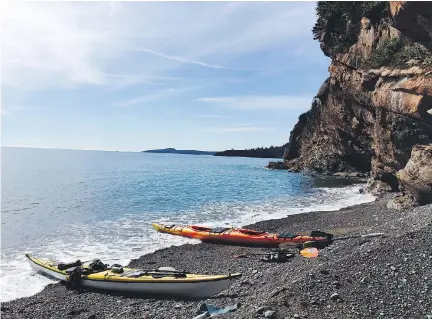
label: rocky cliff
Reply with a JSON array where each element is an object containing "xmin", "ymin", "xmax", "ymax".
[{"xmin": 283, "ymin": 1, "xmax": 432, "ymax": 198}]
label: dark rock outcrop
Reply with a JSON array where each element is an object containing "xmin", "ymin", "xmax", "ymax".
[
  {"xmin": 283, "ymin": 1, "xmax": 432, "ymax": 195},
  {"xmin": 266, "ymin": 161, "xmax": 288, "ymax": 170}
]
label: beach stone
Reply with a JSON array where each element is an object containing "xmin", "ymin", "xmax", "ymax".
[
  {"xmin": 330, "ymin": 293, "xmax": 340, "ymax": 301},
  {"xmin": 173, "ymin": 304, "xmax": 181, "ymax": 309},
  {"xmin": 264, "ymin": 310, "xmax": 276, "ymax": 318},
  {"xmin": 256, "ymin": 307, "xmax": 266, "ymax": 314},
  {"xmin": 1, "ymin": 305, "xmax": 9, "ymax": 312}
]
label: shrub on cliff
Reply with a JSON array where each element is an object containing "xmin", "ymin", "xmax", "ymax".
[
  {"xmin": 368, "ymin": 38, "xmax": 404, "ymax": 68},
  {"xmin": 367, "ymin": 39, "xmax": 432, "ymax": 68},
  {"xmin": 395, "ymin": 43, "xmax": 432, "ymax": 67},
  {"xmin": 312, "ymin": 1, "xmax": 389, "ymax": 56}
]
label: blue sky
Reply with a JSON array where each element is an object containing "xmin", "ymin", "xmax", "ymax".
[{"xmin": 2, "ymin": 1, "xmax": 330, "ymax": 152}]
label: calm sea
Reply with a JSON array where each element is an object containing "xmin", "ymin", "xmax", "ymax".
[{"xmin": 0, "ymin": 147, "xmax": 375, "ymax": 301}]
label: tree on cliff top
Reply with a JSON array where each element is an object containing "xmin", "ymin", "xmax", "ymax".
[{"xmin": 312, "ymin": 1, "xmax": 389, "ymax": 56}]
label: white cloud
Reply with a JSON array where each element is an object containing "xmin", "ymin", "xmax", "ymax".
[
  {"xmin": 1, "ymin": 1, "xmax": 318, "ymax": 89},
  {"xmin": 207, "ymin": 125, "xmax": 273, "ymax": 133},
  {"xmin": 1, "ymin": 1, "xmax": 117, "ymax": 88},
  {"xmin": 196, "ymin": 95, "xmax": 312, "ymax": 110}
]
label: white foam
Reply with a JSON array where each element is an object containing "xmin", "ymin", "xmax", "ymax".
[{"xmin": 1, "ymin": 184, "xmax": 375, "ymax": 302}]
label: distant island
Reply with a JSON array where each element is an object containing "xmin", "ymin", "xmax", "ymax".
[
  {"xmin": 214, "ymin": 144, "xmax": 287, "ymax": 159},
  {"xmin": 144, "ymin": 145, "xmax": 288, "ymax": 158},
  {"xmin": 143, "ymin": 148, "xmax": 216, "ymax": 155}
]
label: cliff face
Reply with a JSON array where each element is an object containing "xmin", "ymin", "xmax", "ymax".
[{"xmin": 284, "ymin": 1, "xmax": 432, "ymax": 194}]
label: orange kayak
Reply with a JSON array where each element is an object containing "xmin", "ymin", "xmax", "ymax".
[{"xmin": 152, "ymin": 223, "xmax": 330, "ymax": 247}]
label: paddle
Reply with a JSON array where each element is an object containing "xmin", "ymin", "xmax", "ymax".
[
  {"xmin": 332, "ymin": 232, "xmax": 385, "ymax": 241},
  {"xmin": 309, "ymin": 231, "xmax": 385, "ymax": 241},
  {"xmin": 301, "ymin": 231, "xmax": 386, "ymax": 249}
]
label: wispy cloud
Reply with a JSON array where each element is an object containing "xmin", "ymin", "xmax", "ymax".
[
  {"xmin": 114, "ymin": 87, "xmax": 196, "ymax": 107},
  {"xmin": 131, "ymin": 48, "xmax": 229, "ymax": 70},
  {"xmin": 104, "ymin": 73, "xmax": 183, "ymax": 89},
  {"xmin": 2, "ymin": 2, "xmax": 317, "ymax": 89},
  {"xmin": 207, "ymin": 125, "xmax": 273, "ymax": 133},
  {"xmin": 196, "ymin": 95, "xmax": 312, "ymax": 110}
]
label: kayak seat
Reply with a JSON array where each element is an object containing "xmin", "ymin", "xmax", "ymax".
[
  {"xmin": 277, "ymin": 232, "xmax": 298, "ymax": 239},
  {"xmin": 163, "ymin": 224, "xmax": 176, "ymax": 229},
  {"xmin": 210, "ymin": 227, "xmax": 229, "ymax": 234},
  {"xmin": 191, "ymin": 226, "xmax": 212, "ymax": 232},
  {"xmin": 238, "ymin": 229, "xmax": 265, "ymax": 236},
  {"xmin": 121, "ymin": 270, "xmax": 145, "ymax": 277},
  {"xmin": 65, "ymin": 266, "xmax": 81, "ymax": 274},
  {"xmin": 57, "ymin": 260, "xmax": 82, "ymax": 271}
]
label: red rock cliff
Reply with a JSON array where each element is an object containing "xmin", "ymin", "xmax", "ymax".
[{"xmin": 284, "ymin": 1, "xmax": 432, "ymax": 194}]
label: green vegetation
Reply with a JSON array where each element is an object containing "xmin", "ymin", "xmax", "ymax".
[
  {"xmin": 313, "ymin": 1, "xmax": 432, "ymax": 68},
  {"xmin": 367, "ymin": 38, "xmax": 404, "ymax": 68},
  {"xmin": 366, "ymin": 39, "xmax": 432, "ymax": 68},
  {"xmin": 312, "ymin": 1, "xmax": 388, "ymax": 56},
  {"xmin": 395, "ymin": 43, "xmax": 432, "ymax": 67}
]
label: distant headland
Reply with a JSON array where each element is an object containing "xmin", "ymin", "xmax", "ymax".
[
  {"xmin": 144, "ymin": 145, "xmax": 287, "ymax": 158},
  {"xmin": 214, "ymin": 145, "xmax": 287, "ymax": 159},
  {"xmin": 142, "ymin": 148, "xmax": 216, "ymax": 155}
]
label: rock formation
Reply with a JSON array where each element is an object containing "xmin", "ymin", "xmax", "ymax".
[
  {"xmin": 266, "ymin": 161, "xmax": 288, "ymax": 170},
  {"xmin": 282, "ymin": 1, "xmax": 432, "ymax": 199},
  {"xmin": 388, "ymin": 144, "xmax": 432, "ymax": 209}
]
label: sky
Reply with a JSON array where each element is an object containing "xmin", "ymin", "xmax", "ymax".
[{"xmin": 1, "ymin": 1, "xmax": 330, "ymax": 152}]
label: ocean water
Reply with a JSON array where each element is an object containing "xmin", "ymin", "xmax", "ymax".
[{"xmin": 0, "ymin": 147, "xmax": 375, "ymax": 302}]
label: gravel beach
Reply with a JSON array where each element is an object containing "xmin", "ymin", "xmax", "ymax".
[{"xmin": 2, "ymin": 195, "xmax": 431, "ymax": 319}]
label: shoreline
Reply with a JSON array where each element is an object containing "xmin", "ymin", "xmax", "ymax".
[
  {"xmin": 0, "ymin": 179, "xmax": 372, "ymax": 304},
  {"xmin": 2, "ymin": 194, "xmax": 431, "ymax": 319}
]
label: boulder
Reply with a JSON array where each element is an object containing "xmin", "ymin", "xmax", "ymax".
[
  {"xmin": 266, "ymin": 162, "xmax": 288, "ymax": 170},
  {"xmin": 388, "ymin": 144, "xmax": 432, "ymax": 208}
]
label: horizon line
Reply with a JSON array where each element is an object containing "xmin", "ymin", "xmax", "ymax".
[{"xmin": 1, "ymin": 145, "xmax": 284, "ymax": 153}]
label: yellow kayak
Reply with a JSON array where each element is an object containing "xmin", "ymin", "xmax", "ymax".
[{"xmin": 26, "ymin": 254, "xmax": 241, "ymax": 298}]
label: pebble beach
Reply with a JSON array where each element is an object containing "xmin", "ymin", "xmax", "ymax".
[{"xmin": 2, "ymin": 194, "xmax": 431, "ymax": 319}]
